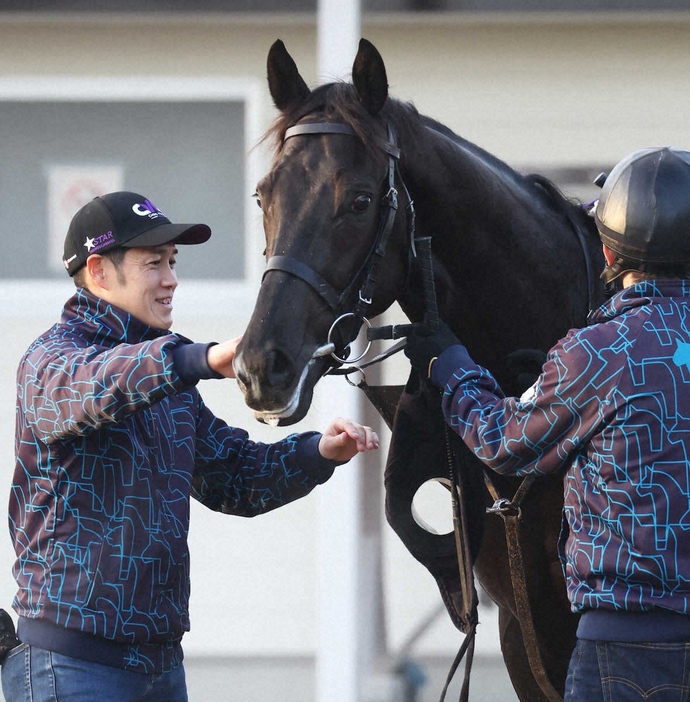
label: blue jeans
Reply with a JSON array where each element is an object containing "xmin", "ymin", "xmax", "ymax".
[
  {"xmin": 565, "ymin": 638, "xmax": 690, "ymax": 702},
  {"xmin": 1, "ymin": 644, "xmax": 188, "ymax": 702}
]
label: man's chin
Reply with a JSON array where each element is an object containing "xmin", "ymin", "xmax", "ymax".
[
  {"xmin": 141, "ymin": 313, "xmax": 173, "ymax": 330},
  {"xmin": 154, "ymin": 309, "xmax": 174, "ymax": 330}
]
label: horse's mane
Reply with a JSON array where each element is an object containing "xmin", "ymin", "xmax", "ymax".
[
  {"xmin": 527, "ymin": 173, "xmax": 599, "ymax": 240},
  {"xmin": 419, "ymin": 116, "xmax": 595, "ymax": 233}
]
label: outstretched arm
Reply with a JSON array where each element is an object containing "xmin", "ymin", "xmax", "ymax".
[{"xmin": 207, "ymin": 335, "xmax": 242, "ymax": 378}]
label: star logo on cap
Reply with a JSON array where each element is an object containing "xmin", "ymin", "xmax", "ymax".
[{"xmin": 84, "ymin": 237, "xmax": 95, "ymax": 252}]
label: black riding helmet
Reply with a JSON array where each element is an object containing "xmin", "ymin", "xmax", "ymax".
[{"xmin": 595, "ymin": 146, "xmax": 690, "ymax": 284}]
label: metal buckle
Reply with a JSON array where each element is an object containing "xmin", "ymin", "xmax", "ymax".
[{"xmin": 486, "ymin": 497, "xmax": 522, "ymax": 519}]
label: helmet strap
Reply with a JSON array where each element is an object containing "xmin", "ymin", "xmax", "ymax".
[{"xmin": 600, "ymin": 256, "xmax": 631, "ymax": 286}]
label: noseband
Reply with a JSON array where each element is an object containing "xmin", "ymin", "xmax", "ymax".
[{"xmin": 261, "ymin": 120, "xmax": 415, "ymax": 365}]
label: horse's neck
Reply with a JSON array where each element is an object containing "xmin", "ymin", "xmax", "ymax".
[
  {"xmin": 395, "ymin": 119, "xmax": 599, "ymax": 363},
  {"xmin": 400, "ymin": 122, "xmax": 541, "ymax": 281}
]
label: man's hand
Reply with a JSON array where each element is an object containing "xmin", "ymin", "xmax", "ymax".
[
  {"xmin": 404, "ymin": 321, "xmax": 461, "ymax": 378},
  {"xmin": 318, "ymin": 417, "xmax": 380, "ymax": 463},
  {"xmin": 207, "ymin": 336, "xmax": 242, "ymax": 379}
]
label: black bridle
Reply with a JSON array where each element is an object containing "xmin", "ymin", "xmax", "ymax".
[{"xmin": 261, "ymin": 120, "xmax": 421, "ymax": 367}]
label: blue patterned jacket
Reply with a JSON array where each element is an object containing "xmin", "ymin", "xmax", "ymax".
[
  {"xmin": 11, "ymin": 289, "xmax": 335, "ymax": 662},
  {"xmin": 433, "ymin": 279, "xmax": 690, "ymax": 617}
]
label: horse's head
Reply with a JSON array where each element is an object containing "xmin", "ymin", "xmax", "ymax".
[{"xmin": 235, "ymin": 39, "xmax": 411, "ymax": 425}]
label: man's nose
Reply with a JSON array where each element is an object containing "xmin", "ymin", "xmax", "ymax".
[{"xmin": 163, "ymin": 267, "xmax": 178, "ymax": 288}]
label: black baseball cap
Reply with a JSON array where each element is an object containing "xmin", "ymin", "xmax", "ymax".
[{"xmin": 62, "ymin": 191, "xmax": 212, "ymax": 276}]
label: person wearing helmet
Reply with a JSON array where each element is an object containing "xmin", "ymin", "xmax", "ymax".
[
  {"xmin": 404, "ymin": 147, "xmax": 690, "ymax": 701},
  {"xmin": 596, "ymin": 146, "xmax": 690, "ymax": 287}
]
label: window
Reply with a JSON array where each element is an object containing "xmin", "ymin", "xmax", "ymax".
[{"xmin": 0, "ymin": 78, "xmax": 255, "ymax": 281}]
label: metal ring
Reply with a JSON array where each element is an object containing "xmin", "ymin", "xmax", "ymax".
[
  {"xmin": 327, "ymin": 313, "xmax": 372, "ymax": 365},
  {"xmin": 344, "ymin": 366, "xmax": 366, "ymax": 387}
]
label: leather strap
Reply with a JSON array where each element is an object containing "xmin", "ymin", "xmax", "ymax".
[
  {"xmin": 285, "ymin": 122, "xmax": 356, "ymax": 139},
  {"xmin": 285, "ymin": 122, "xmax": 401, "ymax": 158},
  {"xmin": 439, "ymin": 424, "xmax": 478, "ymax": 702},
  {"xmin": 263, "ymin": 255, "xmax": 340, "ymax": 311},
  {"xmin": 484, "ymin": 472, "xmax": 563, "ymax": 702}
]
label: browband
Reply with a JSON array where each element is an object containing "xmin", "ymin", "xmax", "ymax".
[{"xmin": 284, "ymin": 122, "xmax": 401, "ymax": 159}]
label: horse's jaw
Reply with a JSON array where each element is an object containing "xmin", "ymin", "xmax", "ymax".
[{"xmin": 235, "ymin": 355, "xmax": 319, "ymax": 427}]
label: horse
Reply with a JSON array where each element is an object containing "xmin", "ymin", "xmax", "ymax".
[{"xmin": 233, "ymin": 38, "xmax": 606, "ymax": 701}]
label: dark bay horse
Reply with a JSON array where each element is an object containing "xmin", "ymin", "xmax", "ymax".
[{"xmin": 234, "ymin": 38, "xmax": 606, "ymax": 701}]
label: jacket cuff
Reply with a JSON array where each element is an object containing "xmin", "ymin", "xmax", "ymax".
[
  {"xmin": 431, "ymin": 343, "xmax": 474, "ymax": 388},
  {"xmin": 295, "ymin": 432, "xmax": 338, "ymax": 482},
  {"xmin": 171, "ymin": 342, "xmax": 224, "ymax": 386}
]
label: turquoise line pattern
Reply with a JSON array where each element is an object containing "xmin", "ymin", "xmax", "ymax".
[
  {"xmin": 441, "ymin": 279, "xmax": 690, "ymax": 613},
  {"xmin": 10, "ymin": 289, "xmax": 328, "ymax": 671}
]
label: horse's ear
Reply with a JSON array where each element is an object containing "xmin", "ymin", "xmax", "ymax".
[
  {"xmin": 267, "ymin": 39, "xmax": 310, "ymax": 112},
  {"xmin": 352, "ymin": 38, "xmax": 388, "ymax": 116}
]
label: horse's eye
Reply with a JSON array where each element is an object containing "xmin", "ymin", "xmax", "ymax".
[
  {"xmin": 252, "ymin": 192, "xmax": 262, "ymax": 210},
  {"xmin": 352, "ymin": 194, "xmax": 372, "ymax": 212}
]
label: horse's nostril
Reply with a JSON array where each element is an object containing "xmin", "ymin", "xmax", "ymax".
[
  {"xmin": 265, "ymin": 348, "xmax": 295, "ymax": 388},
  {"xmin": 236, "ymin": 345, "xmax": 297, "ymax": 395},
  {"xmin": 235, "ymin": 367, "xmax": 251, "ymax": 390}
]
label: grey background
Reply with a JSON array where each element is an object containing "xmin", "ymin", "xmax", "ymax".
[
  {"xmin": 0, "ymin": 100, "xmax": 245, "ymax": 280},
  {"xmin": 0, "ymin": 0, "xmax": 684, "ymax": 12}
]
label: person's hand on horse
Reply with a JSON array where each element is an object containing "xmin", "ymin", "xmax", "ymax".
[
  {"xmin": 404, "ymin": 320, "xmax": 461, "ymax": 378},
  {"xmin": 318, "ymin": 417, "xmax": 380, "ymax": 463},
  {"xmin": 207, "ymin": 335, "xmax": 243, "ymax": 378},
  {"xmin": 506, "ymin": 348, "xmax": 547, "ymax": 392}
]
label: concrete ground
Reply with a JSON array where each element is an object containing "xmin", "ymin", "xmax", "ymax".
[{"xmin": 183, "ymin": 653, "xmax": 520, "ymax": 701}]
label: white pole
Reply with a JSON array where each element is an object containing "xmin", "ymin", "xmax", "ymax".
[
  {"xmin": 317, "ymin": 0, "xmax": 360, "ymax": 84},
  {"xmin": 314, "ymin": 5, "xmax": 390, "ymax": 701},
  {"xmin": 314, "ymin": 9, "xmax": 369, "ymax": 702},
  {"xmin": 314, "ymin": 374, "xmax": 364, "ymax": 702},
  {"xmin": 314, "ymin": 374, "xmax": 387, "ymax": 702}
]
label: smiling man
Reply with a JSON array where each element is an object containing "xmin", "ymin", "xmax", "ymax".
[{"xmin": 3, "ymin": 191, "xmax": 379, "ymax": 702}]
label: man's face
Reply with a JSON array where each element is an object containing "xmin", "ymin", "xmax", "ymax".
[{"xmin": 104, "ymin": 244, "xmax": 179, "ymax": 330}]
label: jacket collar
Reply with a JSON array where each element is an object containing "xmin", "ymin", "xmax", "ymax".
[
  {"xmin": 62, "ymin": 288, "xmax": 168, "ymax": 347},
  {"xmin": 589, "ymin": 279, "xmax": 690, "ymax": 324}
]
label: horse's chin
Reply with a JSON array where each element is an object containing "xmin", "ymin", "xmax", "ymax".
[
  {"xmin": 240, "ymin": 357, "xmax": 322, "ymax": 427},
  {"xmin": 252, "ymin": 387, "xmax": 314, "ymax": 427}
]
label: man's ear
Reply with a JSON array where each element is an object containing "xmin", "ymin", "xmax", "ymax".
[{"xmin": 85, "ymin": 254, "xmax": 108, "ymax": 290}]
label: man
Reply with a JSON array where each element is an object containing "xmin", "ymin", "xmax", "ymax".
[
  {"xmin": 3, "ymin": 191, "xmax": 379, "ymax": 702},
  {"xmin": 404, "ymin": 147, "xmax": 690, "ymax": 701}
]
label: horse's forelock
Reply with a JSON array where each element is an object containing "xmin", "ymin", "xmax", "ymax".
[{"xmin": 261, "ymin": 82, "xmax": 414, "ymax": 168}]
